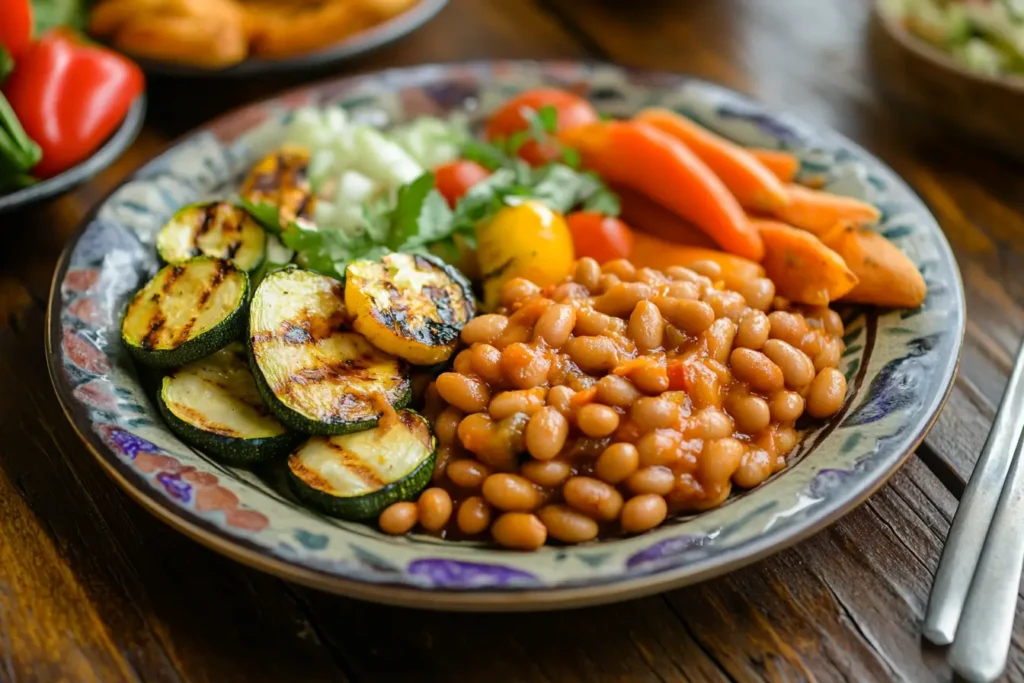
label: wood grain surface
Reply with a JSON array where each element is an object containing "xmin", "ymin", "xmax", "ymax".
[{"xmin": 2, "ymin": 0, "xmax": 1022, "ymax": 680}]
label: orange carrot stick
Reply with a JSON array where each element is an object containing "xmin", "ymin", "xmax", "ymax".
[
  {"xmin": 629, "ymin": 232, "xmax": 765, "ymax": 291},
  {"xmin": 614, "ymin": 184, "xmax": 718, "ymax": 249},
  {"xmin": 821, "ymin": 223, "xmax": 926, "ymax": 308},
  {"xmin": 773, "ymin": 184, "xmax": 881, "ymax": 236},
  {"xmin": 635, "ymin": 108, "xmax": 790, "ymax": 213},
  {"xmin": 758, "ymin": 220, "xmax": 858, "ymax": 306},
  {"xmin": 560, "ymin": 120, "xmax": 763, "ymax": 261},
  {"xmin": 748, "ymin": 148, "xmax": 801, "ymax": 184}
]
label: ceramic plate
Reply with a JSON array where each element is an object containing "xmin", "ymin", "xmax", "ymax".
[
  {"xmin": 133, "ymin": 0, "xmax": 448, "ymax": 79},
  {"xmin": 46, "ymin": 61, "xmax": 964, "ymax": 611},
  {"xmin": 0, "ymin": 96, "xmax": 146, "ymax": 214}
]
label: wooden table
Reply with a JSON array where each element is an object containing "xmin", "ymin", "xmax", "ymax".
[{"xmin": 1, "ymin": 1, "xmax": 1021, "ymax": 680}]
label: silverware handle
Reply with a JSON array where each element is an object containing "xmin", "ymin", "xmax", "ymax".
[
  {"xmin": 924, "ymin": 341, "xmax": 1024, "ymax": 645},
  {"xmin": 948, "ymin": 429, "xmax": 1024, "ymax": 683}
]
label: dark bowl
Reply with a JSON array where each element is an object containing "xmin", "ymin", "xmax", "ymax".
[
  {"xmin": 0, "ymin": 96, "xmax": 147, "ymax": 214},
  {"xmin": 130, "ymin": 0, "xmax": 448, "ymax": 79}
]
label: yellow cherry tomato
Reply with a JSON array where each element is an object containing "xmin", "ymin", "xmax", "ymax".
[{"xmin": 476, "ymin": 201, "xmax": 575, "ymax": 310}]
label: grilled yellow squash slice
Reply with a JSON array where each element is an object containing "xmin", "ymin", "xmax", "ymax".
[
  {"xmin": 249, "ymin": 267, "xmax": 410, "ymax": 434},
  {"xmin": 239, "ymin": 145, "xmax": 315, "ymax": 232},
  {"xmin": 121, "ymin": 257, "xmax": 249, "ymax": 368},
  {"xmin": 345, "ymin": 253, "xmax": 475, "ymax": 366}
]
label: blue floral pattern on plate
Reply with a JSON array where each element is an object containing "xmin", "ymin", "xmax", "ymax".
[{"xmin": 45, "ymin": 61, "xmax": 964, "ymax": 610}]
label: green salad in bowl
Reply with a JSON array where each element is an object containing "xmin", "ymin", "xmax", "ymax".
[{"xmin": 882, "ymin": 0, "xmax": 1024, "ymax": 78}]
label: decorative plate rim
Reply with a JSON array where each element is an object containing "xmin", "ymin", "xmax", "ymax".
[{"xmin": 45, "ymin": 60, "xmax": 965, "ymax": 611}]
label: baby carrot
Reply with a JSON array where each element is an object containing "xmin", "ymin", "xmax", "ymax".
[
  {"xmin": 635, "ymin": 108, "xmax": 790, "ymax": 213},
  {"xmin": 747, "ymin": 148, "xmax": 801, "ymax": 184},
  {"xmin": 629, "ymin": 232, "xmax": 765, "ymax": 291},
  {"xmin": 758, "ymin": 220, "xmax": 858, "ymax": 306},
  {"xmin": 615, "ymin": 185, "xmax": 718, "ymax": 249},
  {"xmin": 821, "ymin": 223, "xmax": 927, "ymax": 308},
  {"xmin": 773, "ymin": 184, "xmax": 881, "ymax": 236},
  {"xmin": 560, "ymin": 120, "xmax": 763, "ymax": 261}
]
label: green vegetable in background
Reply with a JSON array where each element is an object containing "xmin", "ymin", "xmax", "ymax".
[
  {"xmin": 0, "ymin": 69, "xmax": 42, "ymax": 191},
  {"xmin": 32, "ymin": 0, "xmax": 90, "ymax": 33}
]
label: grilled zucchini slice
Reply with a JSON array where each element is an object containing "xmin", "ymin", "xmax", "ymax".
[
  {"xmin": 287, "ymin": 410, "xmax": 436, "ymax": 520},
  {"xmin": 121, "ymin": 257, "xmax": 249, "ymax": 368},
  {"xmin": 239, "ymin": 145, "xmax": 315, "ymax": 232},
  {"xmin": 249, "ymin": 267, "xmax": 411, "ymax": 434},
  {"xmin": 157, "ymin": 344, "xmax": 298, "ymax": 464},
  {"xmin": 156, "ymin": 201, "xmax": 267, "ymax": 273},
  {"xmin": 345, "ymin": 253, "xmax": 475, "ymax": 365}
]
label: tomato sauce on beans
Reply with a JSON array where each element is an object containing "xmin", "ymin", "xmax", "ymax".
[{"xmin": 379, "ymin": 256, "xmax": 848, "ymax": 548}]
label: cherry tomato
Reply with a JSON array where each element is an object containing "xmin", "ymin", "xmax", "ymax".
[
  {"xmin": 565, "ymin": 211, "xmax": 635, "ymax": 265},
  {"xmin": 434, "ymin": 159, "xmax": 491, "ymax": 207},
  {"xmin": 485, "ymin": 88, "xmax": 599, "ymax": 166}
]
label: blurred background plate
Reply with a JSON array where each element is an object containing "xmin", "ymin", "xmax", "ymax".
[
  {"xmin": 871, "ymin": 0, "xmax": 1024, "ymax": 160},
  {"xmin": 131, "ymin": 0, "xmax": 448, "ymax": 79},
  {"xmin": 0, "ymin": 96, "xmax": 146, "ymax": 215}
]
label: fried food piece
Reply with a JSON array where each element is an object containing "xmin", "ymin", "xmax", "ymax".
[
  {"xmin": 243, "ymin": 0, "xmax": 420, "ymax": 58},
  {"xmin": 90, "ymin": 0, "xmax": 421, "ymax": 67},
  {"xmin": 90, "ymin": 0, "xmax": 249, "ymax": 68}
]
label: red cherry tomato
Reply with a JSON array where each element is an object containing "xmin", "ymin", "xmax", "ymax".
[
  {"xmin": 485, "ymin": 88, "xmax": 599, "ymax": 166},
  {"xmin": 434, "ymin": 160, "xmax": 491, "ymax": 207},
  {"xmin": 566, "ymin": 211, "xmax": 635, "ymax": 265}
]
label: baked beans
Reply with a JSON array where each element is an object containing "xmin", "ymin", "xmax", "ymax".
[
  {"xmin": 576, "ymin": 404, "xmax": 621, "ymax": 438},
  {"xmin": 379, "ymin": 502, "xmax": 418, "ymax": 535},
  {"xmin": 470, "ymin": 343, "xmax": 504, "ymax": 386},
  {"xmin": 490, "ymin": 388, "xmax": 547, "ymax": 420},
  {"xmin": 538, "ymin": 505, "xmax": 599, "ymax": 543},
  {"xmin": 461, "ymin": 314, "xmax": 509, "ymax": 346},
  {"xmin": 457, "ymin": 496, "xmax": 492, "ymax": 535},
  {"xmin": 384, "ymin": 256, "xmax": 849, "ymax": 547},
  {"xmin": 418, "ymin": 488, "xmax": 453, "ymax": 532},
  {"xmin": 621, "ymin": 494, "xmax": 668, "ymax": 533},
  {"xmin": 491, "ymin": 512, "xmax": 546, "ymax": 549},
  {"xmin": 525, "ymin": 406, "xmax": 570, "ymax": 460}
]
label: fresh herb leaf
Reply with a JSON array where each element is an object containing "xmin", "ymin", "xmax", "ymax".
[
  {"xmin": 582, "ymin": 187, "xmax": 621, "ymax": 216},
  {"xmin": 281, "ymin": 224, "xmax": 349, "ymax": 279},
  {"xmin": 560, "ymin": 147, "xmax": 581, "ymax": 170},
  {"xmin": 387, "ymin": 172, "xmax": 438, "ymax": 250},
  {"xmin": 529, "ymin": 164, "xmax": 584, "ymax": 214},
  {"xmin": 537, "ymin": 105, "xmax": 559, "ymax": 134},
  {"xmin": 238, "ymin": 198, "xmax": 284, "ymax": 234},
  {"xmin": 505, "ymin": 130, "xmax": 530, "ymax": 155},
  {"xmin": 406, "ymin": 189, "xmax": 454, "ymax": 247},
  {"xmin": 462, "ymin": 140, "xmax": 508, "ymax": 171},
  {"xmin": 522, "ymin": 107, "xmax": 549, "ymax": 144}
]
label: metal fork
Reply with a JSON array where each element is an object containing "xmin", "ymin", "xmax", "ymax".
[{"xmin": 924, "ymin": 342, "xmax": 1024, "ymax": 682}]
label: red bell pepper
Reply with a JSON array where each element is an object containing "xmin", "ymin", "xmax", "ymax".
[
  {"xmin": 0, "ymin": 0, "xmax": 33, "ymax": 63},
  {"xmin": 3, "ymin": 30, "xmax": 144, "ymax": 178}
]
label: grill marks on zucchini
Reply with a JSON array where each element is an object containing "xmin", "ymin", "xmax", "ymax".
[
  {"xmin": 345, "ymin": 253, "xmax": 475, "ymax": 365},
  {"xmin": 287, "ymin": 409, "xmax": 436, "ymax": 520},
  {"xmin": 122, "ymin": 257, "xmax": 248, "ymax": 367},
  {"xmin": 158, "ymin": 344, "xmax": 297, "ymax": 464},
  {"xmin": 240, "ymin": 145, "xmax": 315, "ymax": 231},
  {"xmin": 156, "ymin": 202, "xmax": 267, "ymax": 272},
  {"xmin": 250, "ymin": 268, "xmax": 411, "ymax": 434}
]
